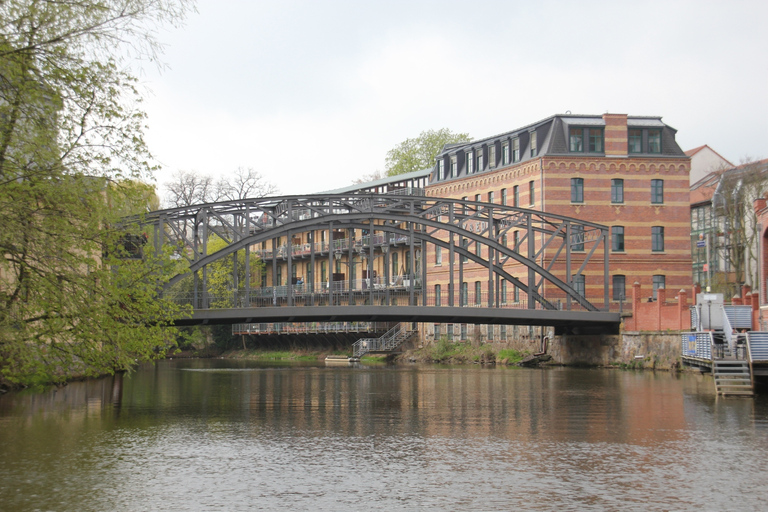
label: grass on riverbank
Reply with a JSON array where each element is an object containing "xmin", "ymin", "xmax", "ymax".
[
  {"xmin": 222, "ymin": 349, "xmax": 349, "ymax": 361},
  {"xmin": 404, "ymin": 338, "xmax": 529, "ymax": 365}
]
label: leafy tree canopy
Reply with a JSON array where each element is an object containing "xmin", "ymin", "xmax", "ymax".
[
  {"xmin": 0, "ymin": 0, "xmax": 194, "ymax": 389},
  {"xmin": 384, "ymin": 128, "xmax": 471, "ymax": 177}
]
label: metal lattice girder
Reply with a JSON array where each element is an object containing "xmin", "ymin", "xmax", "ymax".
[{"xmin": 128, "ymin": 194, "xmax": 610, "ymax": 311}]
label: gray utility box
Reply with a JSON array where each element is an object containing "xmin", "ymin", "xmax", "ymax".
[{"xmin": 697, "ymin": 293, "xmax": 724, "ymax": 330}]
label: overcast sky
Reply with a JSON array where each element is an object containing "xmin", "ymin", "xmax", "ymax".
[{"xmin": 142, "ymin": 0, "xmax": 768, "ymax": 200}]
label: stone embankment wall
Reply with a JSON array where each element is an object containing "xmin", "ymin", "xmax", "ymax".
[{"xmin": 550, "ymin": 332, "xmax": 683, "ymax": 369}]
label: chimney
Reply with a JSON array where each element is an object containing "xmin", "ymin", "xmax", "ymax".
[{"xmin": 603, "ymin": 113, "xmax": 628, "ymax": 157}]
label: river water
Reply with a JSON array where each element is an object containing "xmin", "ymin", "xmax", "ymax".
[{"xmin": 1, "ymin": 359, "xmax": 767, "ymax": 511}]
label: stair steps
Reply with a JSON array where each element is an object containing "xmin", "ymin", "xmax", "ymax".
[{"xmin": 713, "ymin": 360, "xmax": 754, "ymax": 397}]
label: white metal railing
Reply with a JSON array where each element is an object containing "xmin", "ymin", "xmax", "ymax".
[
  {"xmin": 681, "ymin": 331, "xmax": 713, "ymax": 360},
  {"xmin": 748, "ymin": 332, "xmax": 768, "ymax": 362},
  {"xmin": 232, "ymin": 321, "xmax": 393, "ymax": 336},
  {"xmin": 722, "ymin": 306, "xmax": 735, "ymax": 354},
  {"xmin": 352, "ymin": 323, "xmax": 415, "ymax": 358}
]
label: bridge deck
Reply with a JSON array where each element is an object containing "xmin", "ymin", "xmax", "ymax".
[{"xmin": 175, "ymin": 305, "xmax": 621, "ymax": 334}]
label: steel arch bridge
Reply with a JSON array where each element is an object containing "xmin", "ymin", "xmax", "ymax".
[{"xmin": 133, "ymin": 193, "xmax": 620, "ymax": 333}]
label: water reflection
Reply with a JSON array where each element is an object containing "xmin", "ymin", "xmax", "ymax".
[{"xmin": 1, "ymin": 361, "xmax": 767, "ymax": 511}]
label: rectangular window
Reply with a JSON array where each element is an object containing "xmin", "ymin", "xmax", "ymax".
[
  {"xmin": 461, "ymin": 324, "xmax": 467, "ymax": 340},
  {"xmin": 530, "ymin": 131, "xmax": 537, "ymax": 157},
  {"xmin": 321, "ymin": 261, "xmax": 327, "ymax": 284},
  {"xmin": 651, "ymin": 179, "xmax": 664, "ymax": 204},
  {"xmin": 501, "ymin": 188, "xmax": 507, "ymax": 205},
  {"xmin": 466, "ymin": 151, "xmax": 474, "ymax": 174},
  {"xmin": 513, "ymin": 185, "xmax": 519, "ymax": 207},
  {"xmin": 573, "ymin": 274, "xmax": 585, "ymax": 297},
  {"xmin": 628, "ymin": 129, "xmax": 642, "ymax": 153},
  {"xmin": 450, "ymin": 156, "xmax": 457, "ymax": 178},
  {"xmin": 391, "ymin": 252, "xmax": 398, "ymax": 278},
  {"xmin": 461, "ymin": 239, "xmax": 468, "ymax": 263},
  {"xmin": 435, "ymin": 245, "xmax": 442, "ymax": 265},
  {"xmin": 434, "ymin": 284, "xmax": 441, "ymax": 307},
  {"xmin": 589, "ymin": 128, "xmax": 604, "ymax": 152},
  {"xmin": 475, "ymin": 281, "xmax": 482, "ymax": 305},
  {"xmin": 437, "ymin": 160, "xmax": 445, "ymax": 180},
  {"xmin": 476, "ymin": 240, "xmax": 481, "ymax": 257},
  {"xmin": 461, "ymin": 282, "xmax": 468, "ymax": 306},
  {"xmin": 611, "ymin": 179, "xmax": 624, "ymax": 203},
  {"xmin": 501, "ymin": 280, "xmax": 507, "ymax": 304},
  {"xmin": 571, "ymin": 178, "xmax": 584, "ymax": 203},
  {"xmin": 613, "ymin": 275, "xmax": 626, "ymax": 301},
  {"xmin": 572, "ymin": 225, "xmax": 584, "ymax": 252},
  {"xmin": 512, "ymin": 138, "xmax": 520, "ymax": 162},
  {"xmin": 529, "ymin": 181, "xmax": 535, "ymax": 206},
  {"xmin": 569, "ymin": 127, "xmax": 583, "ymax": 152},
  {"xmin": 513, "ymin": 230, "xmax": 520, "ymax": 253},
  {"xmin": 502, "ymin": 143, "xmax": 510, "ymax": 165},
  {"xmin": 489, "ymin": 145, "xmax": 496, "ymax": 168},
  {"xmin": 652, "ymin": 226, "xmax": 664, "ymax": 252},
  {"xmin": 502, "ymin": 234, "xmax": 508, "ymax": 247},
  {"xmin": 514, "ymin": 284, "xmax": 520, "ymax": 302},
  {"xmin": 648, "ymin": 130, "xmax": 661, "ymax": 153},
  {"xmin": 276, "ymin": 265, "xmax": 283, "ymax": 286},
  {"xmin": 475, "ymin": 193, "xmax": 481, "ymax": 202},
  {"xmin": 500, "ymin": 324, "xmax": 507, "ymax": 339},
  {"xmin": 488, "ymin": 191, "xmax": 495, "ymax": 203},
  {"xmin": 477, "ymin": 152, "xmax": 483, "ymax": 172},
  {"xmin": 652, "ymin": 275, "xmax": 665, "ymax": 300},
  {"xmin": 611, "ymin": 226, "xmax": 625, "ymax": 252}
]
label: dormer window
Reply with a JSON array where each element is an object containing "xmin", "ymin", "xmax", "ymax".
[
  {"xmin": 450, "ymin": 156, "xmax": 457, "ymax": 178},
  {"xmin": 502, "ymin": 142, "xmax": 510, "ymax": 165},
  {"xmin": 569, "ymin": 127, "xmax": 604, "ymax": 153},
  {"xmin": 569, "ymin": 128, "xmax": 583, "ymax": 152},
  {"xmin": 512, "ymin": 138, "xmax": 520, "ymax": 162},
  {"xmin": 648, "ymin": 129, "xmax": 661, "ymax": 153},
  {"xmin": 437, "ymin": 159, "xmax": 445, "ymax": 180},
  {"xmin": 627, "ymin": 128, "xmax": 662, "ymax": 154},
  {"xmin": 589, "ymin": 129, "xmax": 603, "ymax": 152},
  {"xmin": 466, "ymin": 151, "xmax": 474, "ymax": 174},
  {"xmin": 477, "ymin": 151, "xmax": 483, "ymax": 172},
  {"xmin": 489, "ymin": 145, "xmax": 496, "ymax": 168},
  {"xmin": 530, "ymin": 131, "xmax": 538, "ymax": 157}
]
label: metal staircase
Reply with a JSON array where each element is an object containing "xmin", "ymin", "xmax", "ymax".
[
  {"xmin": 352, "ymin": 323, "xmax": 417, "ymax": 358},
  {"xmin": 712, "ymin": 330, "xmax": 754, "ymax": 397},
  {"xmin": 713, "ymin": 359, "xmax": 754, "ymax": 397}
]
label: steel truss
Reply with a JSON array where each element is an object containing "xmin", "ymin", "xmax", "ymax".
[{"xmin": 130, "ymin": 194, "xmax": 610, "ymax": 312}]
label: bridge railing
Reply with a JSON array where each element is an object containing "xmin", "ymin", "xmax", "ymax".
[
  {"xmin": 164, "ymin": 284, "xmax": 594, "ymax": 312},
  {"xmin": 232, "ymin": 321, "xmax": 394, "ymax": 336}
]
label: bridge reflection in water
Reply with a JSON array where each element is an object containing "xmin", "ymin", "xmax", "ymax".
[{"xmin": 135, "ymin": 193, "xmax": 621, "ymax": 334}]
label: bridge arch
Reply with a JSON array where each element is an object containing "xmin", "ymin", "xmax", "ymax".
[{"xmin": 135, "ymin": 193, "xmax": 611, "ymax": 316}]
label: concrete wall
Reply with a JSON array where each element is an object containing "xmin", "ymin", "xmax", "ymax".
[{"xmin": 551, "ymin": 331, "xmax": 682, "ymax": 369}]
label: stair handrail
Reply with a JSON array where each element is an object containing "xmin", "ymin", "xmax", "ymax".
[{"xmin": 721, "ymin": 304, "xmax": 734, "ymax": 354}]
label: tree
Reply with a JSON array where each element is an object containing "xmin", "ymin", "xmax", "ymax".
[
  {"xmin": 0, "ymin": 0, "xmax": 194, "ymax": 388},
  {"xmin": 205, "ymin": 234, "xmax": 265, "ymax": 308},
  {"xmin": 351, "ymin": 169, "xmax": 385, "ymax": 185},
  {"xmin": 385, "ymin": 128, "xmax": 471, "ymax": 177},
  {"xmin": 714, "ymin": 158, "xmax": 768, "ymax": 297},
  {"xmin": 163, "ymin": 167, "xmax": 277, "ymax": 208}
]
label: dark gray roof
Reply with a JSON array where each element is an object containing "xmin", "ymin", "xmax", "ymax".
[{"xmin": 430, "ymin": 113, "xmax": 686, "ymax": 186}]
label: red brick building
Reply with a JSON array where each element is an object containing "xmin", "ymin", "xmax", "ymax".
[{"xmin": 425, "ymin": 113, "xmax": 692, "ymax": 310}]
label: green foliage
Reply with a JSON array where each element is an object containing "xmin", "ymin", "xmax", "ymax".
[
  {"xmin": 0, "ymin": 0, "xmax": 194, "ymax": 388},
  {"xmin": 205, "ymin": 234, "xmax": 265, "ymax": 308},
  {"xmin": 497, "ymin": 349, "xmax": 524, "ymax": 363},
  {"xmin": 385, "ymin": 128, "xmax": 471, "ymax": 177}
]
